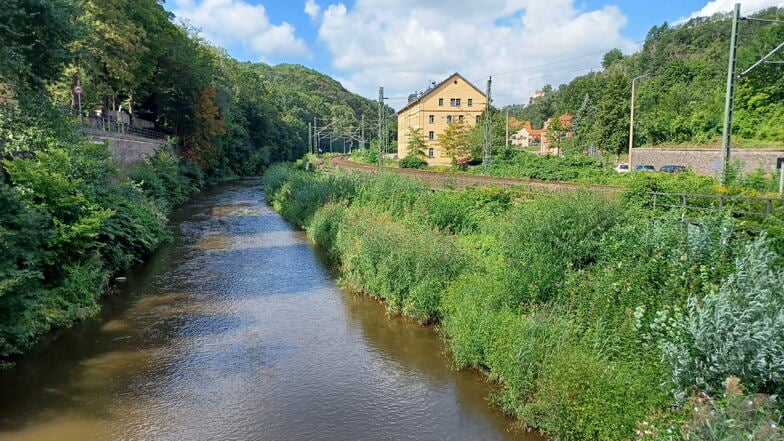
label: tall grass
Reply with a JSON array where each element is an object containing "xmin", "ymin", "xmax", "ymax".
[{"xmin": 264, "ymin": 164, "xmax": 784, "ymax": 441}]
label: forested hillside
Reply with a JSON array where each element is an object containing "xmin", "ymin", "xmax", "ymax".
[
  {"xmin": 509, "ymin": 7, "xmax": 784, "ymax": 155},
  {"xmin": 0, "ymin": 0, "xmax": 380, "ymax": 363},
  {"xmin": 2, "ymin": 0, "xmax": 379, "ymax": 175}
]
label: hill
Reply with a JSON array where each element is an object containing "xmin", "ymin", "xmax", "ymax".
[{"xmin": 508, "ymin": 7, "xmax": 784, "ymax": 155}]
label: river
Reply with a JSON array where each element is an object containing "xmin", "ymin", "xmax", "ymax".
[{"xmin": 0, "ymin": 179, "xmax": 542, "ymax": 441}]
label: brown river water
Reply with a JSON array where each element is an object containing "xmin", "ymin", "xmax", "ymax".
[{"xmin": 0, "ymin": 179, "xmax": 543, "ymax": 441}]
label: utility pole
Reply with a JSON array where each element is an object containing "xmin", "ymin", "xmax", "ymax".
[
  {"xmin": 483, "ymin": 77, "xmax": 492, "ymax": 175},
  {"xmin": 308, "ymin": 121, "xmax": 312, "ymax": 155},
  {"xmin": 378, "ymin": 87, "xmax": 386, "ymax": 169},
  {"xmin": 360, "ymin": 113, "xmax": 365, "ymax": 151},
  {"xmin": 505, "ymin": 108, "xmax": 509, "ymax": 148},
  {"xmin": 314, "ymin": 117, "xmax": 319, "ymax": 155},
  {"xmin": 721, "ymin": 3, "xmax": 741, "ymax": 186}
]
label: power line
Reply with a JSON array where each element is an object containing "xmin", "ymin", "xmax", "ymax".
[{"xmin": 476, "ymin": 40, "xmax": 645, "ymax": 81}]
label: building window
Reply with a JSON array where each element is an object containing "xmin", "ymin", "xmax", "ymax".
[
  {"xmin": 428, "ymin": 148, "xmax": 434, "ymax": 158},
  {"xmin": 458, "ymin": 115, "xmax": 464, "ymax": 123},
  {"xmin": 428, "ymin": 114, "xmax": 434, "ymax": 124},
  {"xmin": 438, "ymin": 98, "xmax": 444, "ymax": 106},
  {"xmin": 428, "ymin": 131, "xmax": 434, "ymax": 140},
  {"xmin": 450, "ymin": 98, "xmax": 461, "ymax": 107},
  {"xmin": 446, "ymin": 115, "xmax": 453, "ymax": 124},
  {"xmin": 467, "ymin": 98, "xmax": 473, "ymax": 107},
  {"xmin": 476, "ymin": 115, "xmax": 480, "ymax": 123}
]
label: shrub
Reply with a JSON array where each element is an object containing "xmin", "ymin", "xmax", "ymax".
[
  {"xmin": 519, "ymin": 348, "xmax": 665, "ymax": 441},
  {"xmin": 97, "ymin": 183, "xmax": 169, "ymax": 270},
  {"xmin": 416, "ymin": 186, "xmax": 512, "ymax": 234},
  {"xmin": 280, "ymin": 172, "xmax": 360, "ymax": 228},
  {"xmin": 128, "ymin": 148, "xmax": 196, "ymax": 213},
  {"xmin": 440, "ymin": 274, "xmax": 509, "ymax": 369},
  {"xmin": 496, "ymin": 191, "xmax": 626, "ymax": 305},
  {"xmin": 334, "ymin": 206, "xmax": 468, "ymax": 322},
  {"xmin": 399, "ymin": 155, "xmax": 428, "ymax": 169},
  {"xmin": 262, "ymin": 162, "xmax": 298, "ymax": 201},
  {"xmin": 661, "ymin": 235, "xmax": 784, "ymax": 399},
  {"xmin": 308, "ymin": 201, "xmax": 346, "ymax": 257},
  {"xmin": 353, "ymin": 172, "xmax": 428, "ymax": 216}
]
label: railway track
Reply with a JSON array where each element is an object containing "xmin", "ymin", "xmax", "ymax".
[{"xmin": 323, "ymin": 155, "xmax": 622, "ymax": 194}]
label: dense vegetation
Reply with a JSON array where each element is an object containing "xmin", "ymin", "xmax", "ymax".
[
  {"xmin": 264, "ymin": 163, "xmax": 784, "ymax": 441},
  {"xmin": 502, "ymin": 7, "xmax": 784, "ymax": 154},
  {"xmin": 0, "ymin": 0, "xmax": 380, "ymax": 363},
  {"xmin": 0, "ymin": 105, "xmax": 202, "ymax": 365}
]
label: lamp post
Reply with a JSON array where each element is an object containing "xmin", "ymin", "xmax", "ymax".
[{"xmin": 628, "ymin": 73, "xmax": 650, "ymax": 169}]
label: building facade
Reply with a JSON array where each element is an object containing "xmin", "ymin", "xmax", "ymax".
[
  {"xmin": 397, "ymin": 73, "xmax": 486, "ymax": 165},
  {"xmin": 510, "ymin": 121, "xmax": 543, "ymax": 147}
]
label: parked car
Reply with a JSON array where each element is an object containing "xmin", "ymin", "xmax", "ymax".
[
  {"xmin": 614, "ymin": 163, "xmax": 630, "ymax": 173},
  {"xmin": 659, "ymin": 165, "xmax": 687, "ymax": 173},
  {"xmin": 634, "ymin": 164, "xmax": 656, "ymax": 172}
]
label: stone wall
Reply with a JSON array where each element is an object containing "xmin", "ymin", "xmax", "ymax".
[
  {"xmin": 83, "ymin": 128, "xmax": 166, "ymax": 170},
  {"xmin": 631, "ymin": 148, "xmax": 784, "ymax": 176}
]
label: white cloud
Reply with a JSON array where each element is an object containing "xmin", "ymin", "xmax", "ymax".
[
  {"xmin": 315, "ymin": 1, "xmax": 631, "ymax": 107},
  {"xmin": 688, "ymin": 0, "xmax": 784, "ymax": 19},
  {"xmin": 171, "ymin": 0, "xmax": 310, "ymax": 59},
  {"xmin": 304, "ymin": 0, "xmax": 322, "ymax": 21}
]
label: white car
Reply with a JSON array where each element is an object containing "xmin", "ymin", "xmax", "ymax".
[{"xmin": 614, "ymin": 163, "xmax": 630, "ymax": 173}]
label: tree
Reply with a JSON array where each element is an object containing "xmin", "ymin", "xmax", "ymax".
[
  {"xmin": 545, "ymin": 116, "xmax": 572, "ymax": 155},
  {"xmin": 77, "ymin": 0, "xmax": 175, "ymax": 115},
  {"xmin": 182, "ymin": 86, "xmax": 226, "ymax": 168},
  {"xmin": 438, "ymin": 121, "xmax": 471, "ymax": 161},
  {"xmin": 602, "ymin": 48, "xmax": 624, "ymax": 69},
  {"xmin": 406, "ymin": 127, "xmax": 427, "ymax": 157},
  {"xmin": 592, "ymin": 71, "xmax": 629, "ymax": 157},
  {"xmin": 0, "ymin": 0, "xmax": 80, "ymax": 91}
]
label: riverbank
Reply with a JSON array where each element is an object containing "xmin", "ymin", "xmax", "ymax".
[
  {"xmin": 0, "ymin": 138, "xmax": 207, "ymax": 367},
  {"xmin": 263, "ymin": 162, "xmax": 784, "ymax": 441}
]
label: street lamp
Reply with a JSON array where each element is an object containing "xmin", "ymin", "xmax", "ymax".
[{"xmin": 628, "ymin": 73, "xmax": 650, "ymax": 169}]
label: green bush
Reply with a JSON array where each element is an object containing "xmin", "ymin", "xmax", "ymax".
[
  {"xmin": 399, "ymin": 155, "xmax": 428, "ymax": 169},
  {"xmin": 262, "ymin": 162, "xmax": 298, "ymax": 202},
  {"xmin": 496, "ymin": 191, "xmax": 626, "ymax": 305},
  {"xmin": 353, "ymin": 172, "xmax": 428, "ymax": 216},
  {"xmin": 128, "ymin": 148, "xmax": 197, "ymax": 213},
  {"xmin": 307, "ymin": 201, "xmax": 346, "ymax": 258},
  {"xmin": 440, "ymin": 274, "xmax": 509, "ymax": 369},
  {"xmin": 661, "ymin": 235, "xmax": 784, "ymax": 399},
  {"xmin": 97, "ymin": 183, "xmax": 170, "ymax": 270},
  {"xmin": 415, "ymin": 186, "xmax": 512, "ymax": 234},
  {"xmin": 280, "ymin": 173, "xmax": 360, "ymax": 228},
  {"xmin": 1, "ymin": 132, "xmax": 199, "ymax": 364},
  {"xmin": 520, "ymin": 349, "xmax": 665, "ymax": 441},
  {"xmin": 334, "ymin": 206, "xmax": 468, "ymax": 322},
  {"xmin": 477, "ymin": 151, "xmax": 611, "ymax": 182}
]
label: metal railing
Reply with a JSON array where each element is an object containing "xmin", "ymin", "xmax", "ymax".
[
  {"xmin": 651, "ymin": 192, "xmax": 784, "ymax": 217},
  {"xmin": 83, "ymin": 116, "xmax": 166, "ymax": 140}
]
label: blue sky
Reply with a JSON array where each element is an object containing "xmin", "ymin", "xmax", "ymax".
[{"xmin": 167, "ymin": 0, "xmax": 784, "ymax": 108}]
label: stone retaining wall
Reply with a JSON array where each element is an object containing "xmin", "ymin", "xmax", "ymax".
[
  {"xmin": 631, "ymin": 148, "xmax": 784, "ymax": 176},
  {"xmin": 83, "ymin": 128, "xmax": 167, "ymax": 170}
]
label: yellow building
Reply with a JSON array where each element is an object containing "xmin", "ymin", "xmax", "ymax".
[{"xmin": 397, "ymin": 73, "xmax": 486, "ymax": 165}]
